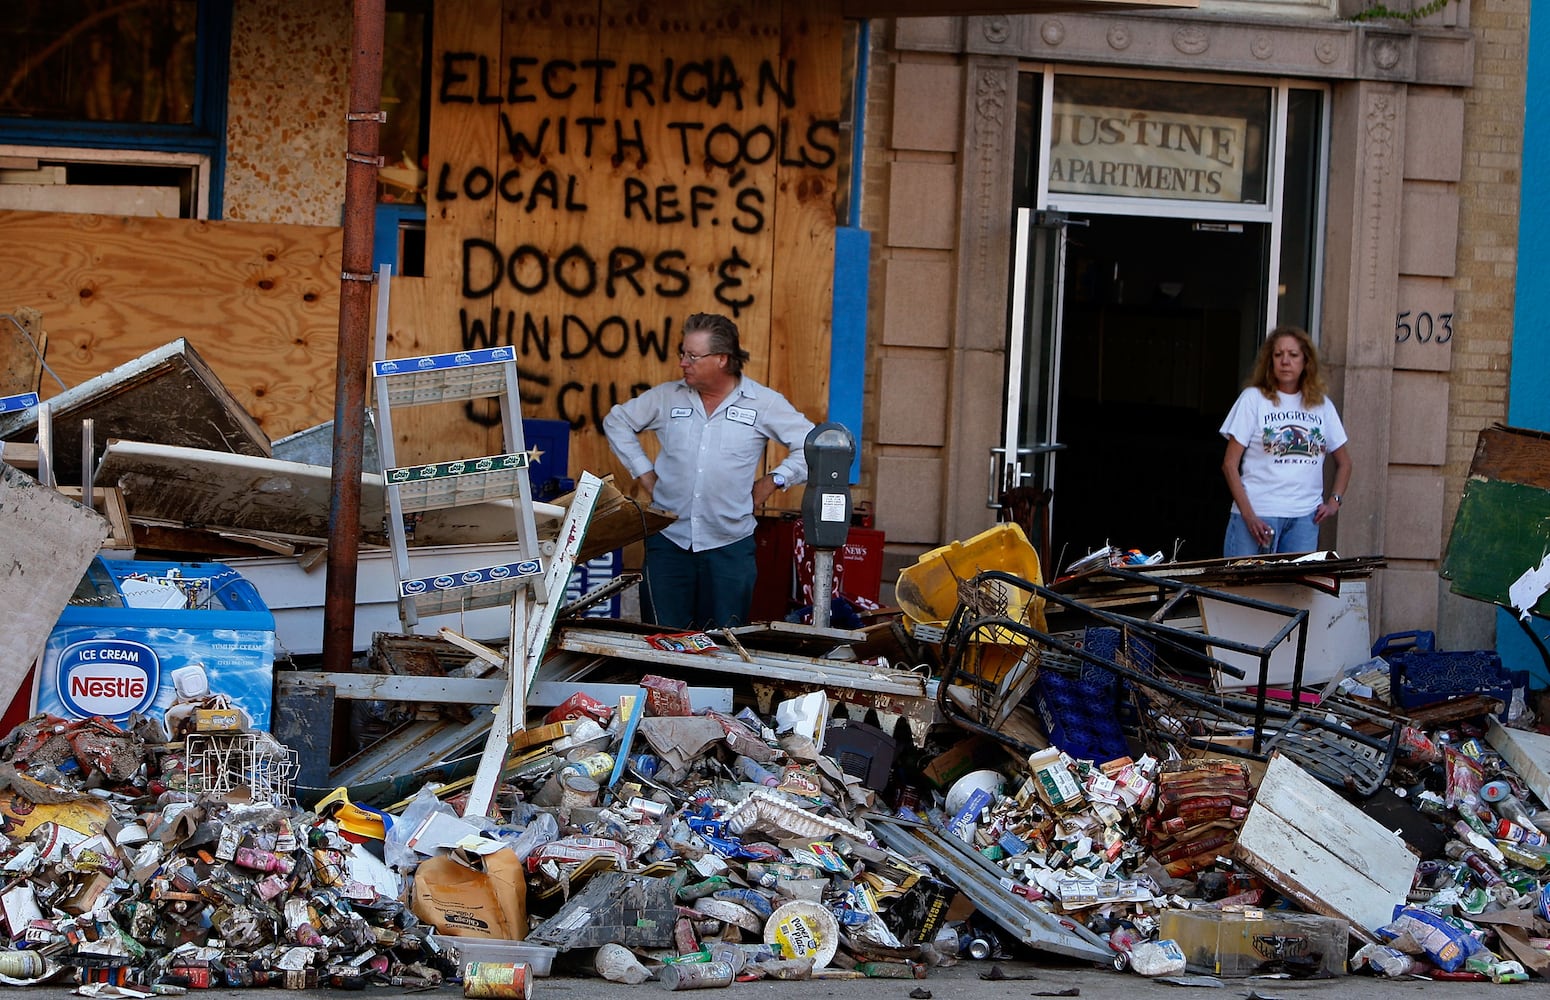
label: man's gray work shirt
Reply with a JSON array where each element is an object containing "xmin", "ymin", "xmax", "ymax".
[{"xmin": 603, "ymin": 375, "xmax": 812, "ymax": 551}]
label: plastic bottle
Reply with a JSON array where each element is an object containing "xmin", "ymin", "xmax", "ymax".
[
  {"xmin": 735, "ymin": 756, "xmax": 780, "ymax": 787},
  {"xmin": 595, "ymin": 943, "xmax": 650, "ymax": 984},
  {"xmin": 1352, "ymin": 944, "xmax": 1416, "ymax": 977},
  {"xmin": 1496, "ymin": 819, "xmax": 1549, "ymax": 848},
  {"xmin": 1495, "ymin": 794, "xmax": 1541, "ymax": 830}
]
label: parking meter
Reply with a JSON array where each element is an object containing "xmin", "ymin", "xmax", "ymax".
[{"xmin": 801, "ymin": 423, "xmax": 855, "ymax": 626}]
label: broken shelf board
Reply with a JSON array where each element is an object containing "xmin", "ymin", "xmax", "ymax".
[
  {"xmin": 0, "ymin": 338, "xmax": 270, "ymax": 485},
  {"xmin": 98, "ymin": 439, "xmax": 381, "ymax": 539},
  {"xmin": 0, "ymin": 464, "xmax": 110, "ymax": 698},
  {"xmin": 96, "ymin": 439, "xmax": 563, "ymax": 547},
  {"xmin": 1232, "ymin": 753, "xmax": 1417, "ymax": 943},
  {"xmin": 562, "ymin": 477, "xmax": 676, "ymax": 564},
  {"xmin": 1487, "ymin": 717, "xmax": 1550, "ymax": 809},
  {"xmin": 281, "ymin": 674, "xmax": 733, "ymax": 713},
  {"xmin": 554, "ymin": 625, "xmax": 929, "ymax": 699}
]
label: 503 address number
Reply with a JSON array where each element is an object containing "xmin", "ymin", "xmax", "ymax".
[{"xmin": 1395, "ymin": 310, "xmax": 1453, "ymax": 344}]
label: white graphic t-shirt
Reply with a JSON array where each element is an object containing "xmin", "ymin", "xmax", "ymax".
[{"xmin": 1219, "ymin": 387, "xmax": 1347, "ymax": 518}]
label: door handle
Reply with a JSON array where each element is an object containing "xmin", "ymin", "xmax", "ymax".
[{"xmin": 987, "ymin": 447, "xmax": 1010, "ymax": 509}]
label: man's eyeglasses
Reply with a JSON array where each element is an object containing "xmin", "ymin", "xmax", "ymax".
[{"xmin": 678, "ymin": 350, "xmax": 724, "ymax": 363}]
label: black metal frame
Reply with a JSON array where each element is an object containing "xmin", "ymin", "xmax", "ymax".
[{"xmin": 934, "ymin": 569, "xmax": 1401, "ymax": 797}]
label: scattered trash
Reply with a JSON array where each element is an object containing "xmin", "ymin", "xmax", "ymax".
[{"xmin": 8, "ymin": 370, "xmax": 1550, "ymax": 992}]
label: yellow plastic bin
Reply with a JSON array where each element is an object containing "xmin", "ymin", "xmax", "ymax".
[
  {"xmin": 896, "ymin": 523, "xmax": 1046, "ymax": 699},
  {"xmin": 896, "ymin": 522, "xmax": 1045, "ymax": 629}
]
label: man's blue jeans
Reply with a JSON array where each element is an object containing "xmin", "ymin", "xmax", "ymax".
[
  {"xmin": 1223, "ymin": 512, "xmax": 1319, "ymax": 558},
  {"xmin": 641, "ymin": 533, "xmax": 758, "ymax": 629}
]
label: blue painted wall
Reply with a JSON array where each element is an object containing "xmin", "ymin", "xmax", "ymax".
[{"xmin": 1496, "ymin": 10, "xmax": 1550, "ymax": 681}]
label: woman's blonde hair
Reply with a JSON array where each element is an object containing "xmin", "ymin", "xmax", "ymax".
[{"xmin": 1247, "ymin": 325, "xmax": 1326, "ymax": 407}]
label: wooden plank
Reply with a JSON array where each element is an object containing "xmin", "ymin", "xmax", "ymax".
[
  {"xmin": 769, "ymin": 0, "xmax": 841, "ymax": 474},
  {"xmin": 1467, "ymin": 424, "xmax": 1550, "ymax": 489},
  {"xmin": 0, "ymin": 465, "xmax": 110, "ymax": 696},
  {"xmin": 97, "ymin": 439, "xmax": 381, "ymax": 540},
  {"xmin": 0, "ymin": 211, "xmax": 341, "ymax": 441},
  {"xmin": 1233, "ymin": 753, "xmax": 1416, "ymax": 943},
  {"xmin": 282, "ymin": 671, "xmax": 505, "ymax": 704}
]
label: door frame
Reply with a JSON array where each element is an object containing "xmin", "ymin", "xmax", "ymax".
[{"xmin": 998, "ymin": 66, "xmax": 1332, "ymax": 567}]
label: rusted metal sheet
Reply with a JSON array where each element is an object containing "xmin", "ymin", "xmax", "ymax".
[{"xmin": 868, "ymin": 814, "xmax": 1114, "ymax": 964}]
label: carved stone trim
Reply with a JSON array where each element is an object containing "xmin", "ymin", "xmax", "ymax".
[
  {"xmin": 969, "ymin": 67, "xmax": 1010, "ymax": 296},
  {"xmin": 1362, "ymin": 90, "xmax": 1397, "ymax": 301},
  {"xmin": 933, "ymin": 13, "xmax": 1470, "ymax": 88},
  {"xmin": 1173, "ymin": 25, "xmax": 1210, "ymax": 55}
]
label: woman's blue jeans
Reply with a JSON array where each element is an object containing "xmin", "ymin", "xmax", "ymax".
[{"xmin": 1223, "ymin": 512, "xmax": 1319, "ymax": 558}]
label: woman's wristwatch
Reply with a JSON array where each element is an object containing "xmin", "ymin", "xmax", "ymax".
[{"xmin": 1328, "ymin": 494, "xmax": 1342, "ymax": 505}]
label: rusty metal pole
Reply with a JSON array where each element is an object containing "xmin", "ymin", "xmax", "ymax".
[{"xmin": 322, "ymin": 0, "xmax": 386, "ymax": 678}]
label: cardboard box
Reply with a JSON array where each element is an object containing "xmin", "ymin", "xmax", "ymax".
[{"xmin": 1156, "ymin": 908, "xmax": 1348, "ymax": 977}]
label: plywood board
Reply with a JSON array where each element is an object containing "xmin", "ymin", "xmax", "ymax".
[
  {"xmin": 1233, "ymin": 753, "xmax": 1417, "ymax": 942},
  {"xmin": 403, "ymin": 0, "xmax": 838, "ymax": 486},
  {"xmin": 0, "ymin": 306, "xmax": 45, "ymax": 397},
  {"xmin": 0, "ymin": 464, "xmax": 110, "ymax": 694},
  {"xmin": 1466, "ymin": 424, "xmax": 1550, "ymax": 490},
  {"xmin": 0, "ymin": 338, "xmax": 270, "ymax": 486},
  {"xmin": 0, "ymin": 210, "xmax": 341, "ymax": 441}
]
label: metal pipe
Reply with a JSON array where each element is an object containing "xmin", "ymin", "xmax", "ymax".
[
  {"xmin": 322, "ymin": 0, "xmax": 385, "ymax": 678},
  {"xmin": 812, "ymin": 549, "xmax": 835, "ymax": 628},
  {"xmin": 81, "ymin": 418, "xmax": 93, "ymax": 509}
]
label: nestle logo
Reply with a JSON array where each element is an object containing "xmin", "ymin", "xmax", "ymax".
[
  {"xmin": 70, "ymin": 676, "xmax": 147, "ymax": 699},
  {"xmin": 56, "ymin": 638, "xmax": 158, "ymax": 720}
]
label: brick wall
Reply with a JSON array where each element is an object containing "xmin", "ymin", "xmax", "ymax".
[{"xmin": 1439, "ymin": 0, "xmax": 1527, "ymax": 642}]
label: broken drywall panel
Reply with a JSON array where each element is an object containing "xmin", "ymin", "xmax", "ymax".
[
  {"xmin": 1233, "ymin": 753, "xmax": 1417, "ymax": 944},
  {"xmin": 0, "ymin": 339, "xmax": 270, "ymax": 485},
  {"xmin": 0, "ymin": 463, "xmax": 110, "ymax": 694}
]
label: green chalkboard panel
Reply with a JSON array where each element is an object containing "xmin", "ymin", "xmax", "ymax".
[{"xmin": 1443, "ymin": 477, "xmax": 1550, "ymax": 616}]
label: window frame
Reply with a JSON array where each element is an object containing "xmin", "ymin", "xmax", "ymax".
[{"xmin": 0, "ymin": 0, "xmax": 232, "ymax": 218}]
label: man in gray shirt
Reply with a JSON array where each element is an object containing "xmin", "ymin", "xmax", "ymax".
[{"xmin": 603, "ymin": 312, "xmax": 813, "ymax": 629}]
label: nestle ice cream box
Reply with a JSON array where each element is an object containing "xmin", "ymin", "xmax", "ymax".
[{"xmin": 36, "ymin": 559, "xmax": 275, "ymax": 731}]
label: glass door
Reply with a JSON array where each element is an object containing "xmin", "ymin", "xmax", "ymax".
[{"xmin": 991, "ymin": 208, "xmax": 1067, "ymax": 573}]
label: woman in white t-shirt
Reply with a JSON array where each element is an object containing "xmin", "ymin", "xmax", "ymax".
[{"xmin": 1219, "ymin": 326, "xmax": 1352, "ymax": 557}]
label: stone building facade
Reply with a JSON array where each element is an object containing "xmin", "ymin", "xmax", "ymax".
[{"xmin": 860, "ymin": 3, "xmax": 1523, "ymax": 645}]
